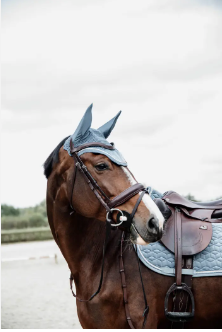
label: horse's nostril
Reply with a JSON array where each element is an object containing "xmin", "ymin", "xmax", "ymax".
[
  {"xmin": 148, "ymin": 217, "xmax": 156, "ymax": 229},
  {"xmin": 147, "ymin": 216, "xmax": 159, "ymax": 234}
]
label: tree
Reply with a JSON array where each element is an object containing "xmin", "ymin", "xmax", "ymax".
[{"xmin": 1, "ymin": 204, "xmax": 20, "ymax": 217}]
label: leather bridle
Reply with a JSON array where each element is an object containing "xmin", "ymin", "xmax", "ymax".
[
  {"xmin": 69, "ymin": 139, "xmax": 149, "ymax": 328},
  {"xmin": 69, "ymin": 139, "xmax": 148, "ymax": 229}
]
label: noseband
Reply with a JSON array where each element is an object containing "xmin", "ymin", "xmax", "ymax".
[{"xmin": 69, "ymin": 140, "xmax": 148, "ymax": 229}]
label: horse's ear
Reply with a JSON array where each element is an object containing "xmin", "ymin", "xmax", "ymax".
[
  {"xmin": 98, "ymin": 111, "xmax": 121, "ymax": 138},
  {"xmin": 71, "ymin": 104, "xmax": 93, "ymax": 143}
]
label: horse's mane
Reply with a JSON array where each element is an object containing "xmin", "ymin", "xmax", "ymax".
[{"xmin": 43, "ymin": 136, "xmax": 70, "ymax": 179}]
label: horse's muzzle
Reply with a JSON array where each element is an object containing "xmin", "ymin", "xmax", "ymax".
[{"xmin": 131, "ymin": 215, "xmax": 163, "ymax": 245}]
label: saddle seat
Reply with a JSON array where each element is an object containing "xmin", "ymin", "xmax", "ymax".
[
  {"xmin": 163, "ymin": 191, "xmax": 222, "ymax": 211},
  {"xmin": 193, "ymin": 199, "xmax": 222, "ymax": 208}
]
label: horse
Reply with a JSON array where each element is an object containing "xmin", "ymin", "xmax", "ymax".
[{"xmin": 44, "ymin": 105, "xmax": 222, "ymax": 328}]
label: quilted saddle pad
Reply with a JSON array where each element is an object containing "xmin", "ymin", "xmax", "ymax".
[{"xmin": 136, "ymin": 223, "xmax": 222, "ymax": 278}]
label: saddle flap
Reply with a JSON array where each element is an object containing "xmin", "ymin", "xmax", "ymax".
[{"xmin": 161, "ymin": 207, "xmax": 212, "ymax": 255}]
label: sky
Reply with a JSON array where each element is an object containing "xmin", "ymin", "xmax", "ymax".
[{"xmin": 1, "ymin": 0, "xmax": 222, "ymax": 208}]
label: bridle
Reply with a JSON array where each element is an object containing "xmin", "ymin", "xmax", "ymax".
[
  {"xmin": 69, "ymin": 140, "xmax": 148, "ymax": 229},
  {"xmin": 69, "ymin": 139, "xmax": 149, "ymax": 328}
]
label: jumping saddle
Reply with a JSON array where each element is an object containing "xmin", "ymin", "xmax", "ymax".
[{"xmin": 154, "ymin": 191, "xmax": 222, "ymax": 324}]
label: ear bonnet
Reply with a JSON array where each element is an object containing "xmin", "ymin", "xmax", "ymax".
[{"xmin": 63, "ymin": 104, "xmax": 127, "ymax": 166}]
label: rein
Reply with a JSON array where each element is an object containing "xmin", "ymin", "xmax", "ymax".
[
  {"xmin": 119, "ymin": 232, "xmax": 149, "ymax": 329},
  {"xmin": 69, "ymin": 140, "xmax": 149, "ymax": 328}
]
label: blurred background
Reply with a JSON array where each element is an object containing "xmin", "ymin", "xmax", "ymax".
[{"xmin": 1, "ymin": 0, "xmax": 222, "ymax": 329}]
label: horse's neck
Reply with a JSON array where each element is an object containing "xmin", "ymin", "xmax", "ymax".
[
  {"xmin": 71, "ymin": 215, "xmax": 107, "ymax": 273},
  {"xmin": 52, "ymin": 208, "xmax": 119, "ymax": 277}
]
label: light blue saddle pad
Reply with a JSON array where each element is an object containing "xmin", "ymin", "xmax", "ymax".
[{"xmin": 136, "ymin": 223, "xmax": 222, "ymax": 278}]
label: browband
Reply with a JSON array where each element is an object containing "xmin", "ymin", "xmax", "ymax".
[{"xmin": 70, "ymin": 140, "xmax": 115, "ymax": 154}]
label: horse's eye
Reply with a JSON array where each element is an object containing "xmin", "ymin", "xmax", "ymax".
[{"xmin": 95, "ymin": 163, "xmax": 109, "ymax": 171}]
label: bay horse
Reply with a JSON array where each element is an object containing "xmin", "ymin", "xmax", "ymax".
[{"xmin": 44, "ymin": 105, "xmax": 222, "ymax": 328}]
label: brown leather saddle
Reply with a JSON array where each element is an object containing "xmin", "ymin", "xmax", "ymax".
[{"xmin": 155, "ymin": 191, "xmax": 222, "ymax": 324}]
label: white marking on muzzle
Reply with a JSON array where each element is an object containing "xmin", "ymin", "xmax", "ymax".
[
  {"xmin": 141, "ymin": 194, "xmax": 164, "ymax": 229},
  {"xmin": 136, "ymin": 235, "xmax": 148, "ymax": 245},
  {"xmin": 121, "ymin": 167, "xmax": 164, "ymax": 230}
]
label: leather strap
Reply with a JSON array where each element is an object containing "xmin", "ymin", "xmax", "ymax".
[
  {"xmin": 135, "ymin": 244, "xmax": 149, "ymax": 328},
  {"xmin": 119, "ymin": 233, "xmax": 135, "ymax": 329},
  {"xmin": 69, "ymin": 159, "xmax": 78, "ymax": 214},
  {"xmin": 175, "ymin": 208, "xmax": 182, "ymax": 286},
  {"xmin": 115, "ymin": 190, "xmax": 148, "ymax": 231},
  {"xmin": 171, "ymin": 257, "xmax": 193, "ymax": 329},
  {"xmin": 70, "ymin": 140, "xmax": 115, "ymax": 153},
  {"xmin": 73, "ymin": 152, "xmax": 112, "ymax": 208},
  {"xmin": 168, "ymin": 208, "xmax": 194, "ymax": 328},
  {"xmin": 130, "ymin": 190, "xmax": 146, "ymax": 220},
  {"xmin": 109, "ymin": 183, "xmax": 145, "ymax": 209},
  {"xmin": 119, "ymin": 232, "xmax": 149, "ymax": 329}
]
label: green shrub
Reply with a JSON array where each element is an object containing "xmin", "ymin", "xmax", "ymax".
[
  {"xmin": 1, "ymin": 215, "xmax": 29, "ymax": 230},
  {"xmin": 1, "ymin": 201, "xmax": 49, "ymax": 230},
  {"xmin": 1, "ymin": 204, "xmax": 20, "ymax": 217},
  {"xmin": 1, "ymin": 213, "xmax": 48, "ymax": 230},
  {"xmin": 28, "ymin": 213, "xmax": 48, "ymax": 228}
]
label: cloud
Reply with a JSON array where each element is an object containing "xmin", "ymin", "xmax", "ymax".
[{"xmin": 1, "ymin": 0, "xmax": 222, "ymax": 206}]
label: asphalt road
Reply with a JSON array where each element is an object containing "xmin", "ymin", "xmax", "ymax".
[{"xmin": 1, "ymin": 240, "xmax": 82, "ymax": 329}]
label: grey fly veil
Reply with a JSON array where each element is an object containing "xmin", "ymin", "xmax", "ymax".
[{"xmin": 64, "ymin": 104, "xmax": 127, "ymax": 166}]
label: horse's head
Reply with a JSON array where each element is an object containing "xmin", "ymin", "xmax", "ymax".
[{"xmin": 64, "ymin": 104, "xmax": 164, "ymax": 245}]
